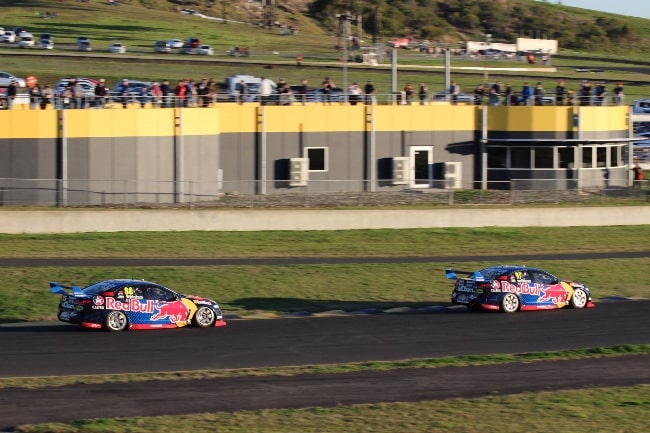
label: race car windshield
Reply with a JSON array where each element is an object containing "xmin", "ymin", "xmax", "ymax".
[{"xmin": 83, "ymin": 281, "xmax": 123, "ymax": 295}]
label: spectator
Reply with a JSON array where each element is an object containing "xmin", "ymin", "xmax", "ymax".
[
  {"xmin": 160, "ymin": 80, "xmax": 171, "ymax": 107},
  {"xmin": 632, "ymin": 163, "xmax": 644, "ymax": 188},
  {"xmin": 579, "ymin": 80, "xmax": 592, "ymax": 106},
  {"xmin": 521, "ymin": 82, "xmax": 533, "ymax": 106},
  {"xmin": 555, "ymin": 80, "xmax": 566, "ymax": 106},
  {"xmin": 473, "ymin": 83, "xmax": 485, "ymax": 106},
  {"xmin": 151, "ymin": 81, "xmax": 162, "ymax": 108},
  {"xmin": 613, "ymin": 81, "xmax": 625, "ymax": 106},
  {"xmin": 403, "ymin": 82, "xmax": 414, "ymax": 105},
  {"xmin": 277, "ymin": 78, "xmax": 291, "ymax": 105},
  {"xmin": 137, "ymin": 86, "xmax": 150, "ymax": 108},
  {"xmin": 567, "ymin": 88, "xmax": 576, "ymax": 106},
  {"xmin": 174, "ymin": 79, "xmax": 186, "ymax": 107},
  {"xmin": 94, "ymin": 78, "xmax": 108, "ymax": 108},
  {"xmin": 259, "ymin": 76, "xmax": 273, "ymax": 106},
  {"xmin": 198, "ymin": 77, "xmax": 210, "ymax": 107},
  {"xmin": 29, "ymin": 84, "xmax": 42, "ymax": 110},
  {"xmin": 418, "ymin": 82, "xmax": 427, "ymax": 105},
  {"xmin": 321, "ymin": 77, "xmax": 335, "ymax": 105},
  {"xmin": 348, "ymin": 82, "xmax": 360, "ymax": 105},
  {"xmin": 237, "ymin": 80, "xmax": 248, "ymax": 105},
  {"xmin": 298, "ymin": 79, "xmax": 309, "ymax": 105},
  {"xmin": 40, "ymin": 84, "xmax": 53, "ymax": 109},
  {"xmin": 72, "ymin": 79, "xmax": 85, "ymax": 109},
  {"xmin": 504, "ymin": 83, "xmax": 514, "ymax": 106},
  {"xmin": 118, "ymin": 79, "xmax": 130, "ymax": 108},
  {"xmin": 533, "ymin": 82, "xmax": 545, "ymax": 106},
  {"xmin": 187, "ymin": 79, "xmax": 197, "ymax": 107},
  {"xmin": 364, "ymin": 79, "xmax": 376, "ymax": 105},
  {"xmin": 489, "ymin": 81, "xmax": 501, "ymax": 106},
  {"xmin": 594, "ymin": 81, "xmax": 607, "ymax": 106},
  {"xmin": 61, "ymin": 85, "xmax": 72, "ymax": 109},
  {"xmin": 207, "ymin": 79, "xmax": 218, "ymax": 105},
  {"xmin": 449, "ymin": 80, "xmax": 460, "ymax": 105}
]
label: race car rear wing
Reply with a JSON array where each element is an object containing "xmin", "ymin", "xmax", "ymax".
[
  {"xmin": 50, "ymin": 281, "xmax": 85, "ymax": 297},
  {"xmin": 445, "ymin": 268, "xmax": 486, "ymax": 281}
]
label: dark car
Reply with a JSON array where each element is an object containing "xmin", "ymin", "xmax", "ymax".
[
  {"xmin": 51, "ymin": 279, "xmax": 227, "ymax": 331},
  {"xmin": 447, "ymin": 265, "xmax": 594, "ymax": 313},
  {"xmin": 111, "ymin": 79, "xmax": 152, "ymax": 104}
]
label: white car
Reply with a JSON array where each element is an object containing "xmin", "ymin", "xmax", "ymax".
[
  {"xmin": 0, "ymin": 71, "xmax": 26, "ymax": 87},
  {"xmin": 168, "ymin": 39, "xmax": 183, "ymax": 49},
  {"xmin": 18, "ymin": 33, "xmax": 35, "ymax": 48},
  {"xmin": 40, "ymin": 39, "xmax": 54, "ymax": 49},
  {"xmin": 197, "ymin": 44, "xmax": 213, "ymax": 55},
  {"xmin": 2, "ymin": 31, "xmax": 16, "ymax": 43},
  {"xmin": 109, "ymin": 42, "xmax": 126, "ymax": 53}
]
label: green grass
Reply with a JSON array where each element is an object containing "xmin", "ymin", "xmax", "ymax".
[
  {"xmin": 2, "ymin": 1, "xmax": 650, "ymax": 100},
  {"xmin": 13, "ymin": 384, "xmax": 650, "ymax": 433},
  {"xmin": 1, "ymin": 226, "xmax": 649, "ymax": 322}
]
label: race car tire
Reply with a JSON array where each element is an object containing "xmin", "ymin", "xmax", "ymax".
[
  {"xmin": 500, "ymin": 293, "xmax": 520, "ymax": 313},
  {"xmin": 104, "ymin": 311, "xmax": 128, "ymax": 332},
  {"xmin": 193, "ymin": 306, "xmax": 216, "ymax": 328},
  {"xmin": 570, "ymin": 288, "xmax": 588, "ymax": 309}
]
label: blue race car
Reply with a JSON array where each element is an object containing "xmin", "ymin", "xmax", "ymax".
[
  {"xmin": 51, "ymin": 279, "xmax": 227, "ymax": 331},
  {"xmin": 447, "ymin": 265, "xmax": 594, "ymax": 313}
]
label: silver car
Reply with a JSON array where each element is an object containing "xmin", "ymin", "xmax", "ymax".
[{"xmin": 0, "ymin": 71, "xmax": 26, "ymax": 87}]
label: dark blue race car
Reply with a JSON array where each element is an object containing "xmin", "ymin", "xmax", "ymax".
[
  {"xmin": 447, "ymin": 265, "xmax": 594, "ymax": 313},
  {"xmin": 51, "ymin": 279, "xmax": 227, "ymax": 331}
]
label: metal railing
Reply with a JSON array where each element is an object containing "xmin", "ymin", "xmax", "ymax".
[{"xmin": 0, "ymin": 178, "xmax": 646, "ymax": 208}]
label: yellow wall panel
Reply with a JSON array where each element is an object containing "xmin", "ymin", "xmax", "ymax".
[
  {"xmin": 373, "ymin": 105, "xmax": 477, "ymax": 132},
  {"xmin": 215, "ymin": 105, "xmax": 259, "ymax": 134},
  {"xmin": 578, "ymin": 106, "xmax": 628, "ymax": 131},
  {"xmin": 0, "ymin": 111, "xmax": 59, "ymax": 139},
  {"xmin": 176, "ymin": 107, "xmax": 220, "ymax": 136}
]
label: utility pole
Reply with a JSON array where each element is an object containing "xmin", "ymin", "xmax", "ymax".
[{"xmin": 336, "ymin": 11, "xmax": 360, "ymax": 100}]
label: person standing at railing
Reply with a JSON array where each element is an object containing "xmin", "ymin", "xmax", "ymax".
[
  {"xmin": 299, "ymin": 79, "xmax": 309, "ymax": 105},
  {"xmin": 198, "ymin": 78, "xmax": 210, "ymax": 107},
  {"xmin": 403, "ymin": 82, "xmax": 414, "ymax": 105},
  {"xmin": 521, "ymin": 82, "xmax": 533, "ymax": 106},
  {"xmin": 504, "ymin": 83, "xmax": 513, "ymax": 106},
  {"xmin": 555, "ymin": 80, "xmax": 566, "ymax": 106},
  {"xmin": 489, "ymin": 81, "xmax": 501, "ymax": 106},
  {"xmin": 594, "ymin": 81, "xmax": 607, "ymax": 106},
  {"xmin": 29, "ymin": 84, "xmax": 42, "ymax": 110},
  {"xmin": 94, "ymin": 78, "xmax": 107, "ymax": 109},
  {"xmin": 579, "ymin": 80, "xmax": 592, "ymax": 106},
  {"xmin": 40, "ymin": 84, "xmax": 52, "ymax": 109},
  {"xmin": 613, "ymin": 81, "xmax": 625, "ymax": 106},
  {"xmin": 348, "ymin": 82, "xmax": 360, "ymax": 105},
  {"xmin": 533, "ymin": 82, "xmax": 545, "ymax": 106},
  {"xmin": 418, "ymin": 82, "xmax": 427, "ymax": 105},
  {"xmin": 72, "ymin": 79, "xmax": 85, "ymax": 109},
  {"xmin": 260, "ymin": 76, "xmax": 273, "ymax": 106},
  {"xmin": 473, "ymin": 83, "xmax": 484, "ymax": 106},
  {"xmin": 449, "ymin": 81, "xmax": 460, "ymax": 105},
  {"xmin": 174, "ymin": 80, "xmax": 186, "ymax": 108},
  {"xmin": 151, "ymin": 81, "xmax": 162, "ymax": 108},
  {"xmin": 364, "ymin": 79, "xmax": 376, "ymax": 105},
  {"xmin": 160, "ymin": 80, "xmax": 171, "ymax": 108},
  {"xmin": 632, "ymin": 163, "xmax": 644, "ymax": 188},
  {"xmin": 321, "ymin": 77, "xmax": 335, "ymax": 105}
]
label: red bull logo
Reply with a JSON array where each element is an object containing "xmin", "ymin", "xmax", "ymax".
[
  {"xmin": 537, "ymin": 285, "xmax": 568, "ymax": 303},
  {"xmin": 496, "ymin": 281, "xmax": 542, "ymax": 296},
  {"xmin": 105, "ymin": 297, "xmax": 156, "ymax": 313},
  {"xmin": 150, "ymin": 301, "xmax": 189, "ymax": 322}
]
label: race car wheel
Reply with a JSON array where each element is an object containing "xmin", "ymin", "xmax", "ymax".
[
  {"xmin": 104, "ymin": 311, "xmax": 128, "ymax": 332},
  {"xmin": 193, "ymin": 306, "xmax": 216, "ymax": 328},
  {"xmin": 501, "ymin": 293, "xmax": 520, "ymax": 313},
  {"xmin": 570, "ymin": 288, "xmax": 588, "ymax": 309}
]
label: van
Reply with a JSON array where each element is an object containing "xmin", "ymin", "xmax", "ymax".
[
  {"xmin": 225, "ymin": 75, "xmax": 276, "ymax": 102},
  {"xmin": 154, "ymin": 40, "xmax": 171, "ymax": 53},
  {"xmin": 18, "ymin": 33, "xmax": 34, "ymax": 48}
]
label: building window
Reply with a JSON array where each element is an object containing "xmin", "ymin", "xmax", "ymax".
[
  {"xmin": 596, "ymin": 147, "xmax": 607, "ymax": 167},
  {"xmin": 305, "ymin": 147, "xmax": 328, "ymax": 171},
  {"xmin": 511, "ymin": 147, "xmax": 530, "ymax": 168},
  {"xmin": 582, "ymin": 147, "xmax": 593, "ymax": 168},
  {"xmin": 611, "ymin": 146, "xmax": 619, "ymax": 167},
  {"xmin": 487, "ymin": 147, "xmax": 507, "ymax": 168},
  {"xmin": 533, "ymin": 147, "xmax": 554, "ymax": 168},
  {"xmin": 559, "ymin": 147, "xmax": 574, "ymax": 169}
]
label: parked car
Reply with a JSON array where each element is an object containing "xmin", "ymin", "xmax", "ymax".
[
  {"xmin": 168, "ymin": 38, "xmax": 183, "ymax": 48},
  {"xmin": 185, "ymin": 37, "xmax": 200, "ymax": 48},
  {"xmin": 40, "ymin": 39, "xmax": 54, "ymax": 49},
  {"xmin": 17, "ymin": 32, "xmax": 34, "ymax": 48},
  {"xmin": 76, "ymin": 36, "xmax": 90, "ymax": 44},
  {"xmin": 154, "ymin": 40, "xmax": 171, "ymax": 53},
  {"xmin": 109, "ymin": 42, "xmax": 126, "ymax": 53},
  {"xmin": 447, "ymin": 265, "xmax": 594, "ymax": 313},
  {"xmin": 179, "ymin": 44, "xmax": 195, "ymax": 54},
  {"xmin": 2, "ymin": 30, "xmax": 16, "ymax": 43},
  {"xmin": 51, "ymin": 279, "xmax": 227, "ymax": 331},
  {"xmin": 197, "ymin": 44, "xmax": 213, "ymax": 55},
  {"xmin": 0, "ymin": 71, "xmax": 26, "ymax": 87}
]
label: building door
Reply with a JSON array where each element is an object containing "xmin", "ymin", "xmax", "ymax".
[{"xmin": 410, "ymin": 146, "xmax": 433, "ymax": 188}]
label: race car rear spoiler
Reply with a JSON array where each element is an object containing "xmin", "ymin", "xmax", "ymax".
[
  {"xmin": 50, "ymin": 281, "xmax": 85, "ymax": 297},
  {"xmin": 445, "ymin": 268, "xmax": 486, "ymax": 281}
]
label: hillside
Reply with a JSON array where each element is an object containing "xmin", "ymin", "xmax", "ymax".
[{"xmin": 152, "ymin": 0, "xmax": 650, "ymax": 53}]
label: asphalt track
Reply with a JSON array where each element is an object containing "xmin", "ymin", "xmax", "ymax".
[{"xmin": 0, "ymin": 252, "xmax": 649, "ymax": 429}]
